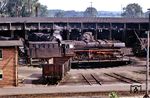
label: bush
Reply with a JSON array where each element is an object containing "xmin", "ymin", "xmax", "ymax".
[{"xmin": 109, "ymin": 92, "xmax": 119, "ymax": 98}]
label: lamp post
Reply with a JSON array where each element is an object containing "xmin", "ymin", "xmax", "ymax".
[{"xmin": 143, "ymin": 9, "xmax": 150, "ymax": 98}]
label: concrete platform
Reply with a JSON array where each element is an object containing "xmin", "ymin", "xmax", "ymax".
[{"xmin": 0, "ymin": 84, "xmax": 149, "ymax": 96}]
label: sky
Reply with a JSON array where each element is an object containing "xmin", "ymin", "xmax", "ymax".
[{"xmin": 39, "ymin": 0, "xmax": 150, "ymax": 12}]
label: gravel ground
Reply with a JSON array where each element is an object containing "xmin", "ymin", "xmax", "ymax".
[
  {"xmin": 2, "ymin": 60, "xmax": 147, "ymax": 98},
  {"xmin": 18, "ymin": 61, "xmax": 146, "ymax": 86},
  {"xmin": 59, "ymin": 64, "xmax": 146, "ymax": 85}
]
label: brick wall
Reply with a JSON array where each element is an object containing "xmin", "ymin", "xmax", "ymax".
[{"xmin": 0, "ymin": 47, "xmax": 17, "ymax": 87}]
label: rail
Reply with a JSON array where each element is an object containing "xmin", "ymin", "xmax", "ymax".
[
  {"xmin": 113, "ymin": 73, "xmax": 141, "ymax": 84},
  {"xmin": 104, "ymin": 73, "xmax": 132, "ymax": 84},
  {"xmin": 91, "ymin": 74, "xmax": 102, "ymax": 85},
  {"xmin": 81, "ymin": 74, "xmax": 92, "ymax": 85}
]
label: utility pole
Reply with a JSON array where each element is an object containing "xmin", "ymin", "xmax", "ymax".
[
  {"xmin": 90, "ymin": 2, "xmax": 92, "ymax": 8},
  {"xmin": 90, "ymin": 2, "xmax": 93, "ymax": 17},
  {"xmin": 143, "ymin": 9, "xmax": 150, "ymax": 98}
]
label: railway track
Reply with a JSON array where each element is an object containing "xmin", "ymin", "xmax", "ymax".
[
  {"xmin": 81, "ymin": 74, "xmax": 102, "ymax": 85},
  {"xmin": 104, "ymin": 73, "xmax": 141, "ymax": 84},
  {"xmin": 58, "ymin": 73, "xmax": 102, "ymax": 86},
  {"xmin": 59, "ymin": 72, "xmax": 142, "ymax": 86}
]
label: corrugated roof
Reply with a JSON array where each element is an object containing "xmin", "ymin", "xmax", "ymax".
[
  {"xmin": 0, "ymin": 17, "xmax": 148, "ymax": 23},
  {"xmin": 0, "ymin": 39, "xmax": 23, "ymax": 47}
]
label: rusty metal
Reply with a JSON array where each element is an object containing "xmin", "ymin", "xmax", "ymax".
[{"xmin": 28, "ymin": 41, "xmax": 62, "ymax": 59}]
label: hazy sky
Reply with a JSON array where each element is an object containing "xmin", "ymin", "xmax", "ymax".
[{"xmin": 39, "ymin": 0, "xmax": 149, "ymax": 12}]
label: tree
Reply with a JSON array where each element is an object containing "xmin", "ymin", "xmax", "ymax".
[
  {"xmin": 84, "ymin": 7, "xmax": 98, "ymax": 17},
  {"xmin": 0, "ymin": 0, "xmax": 8, "ymax": 17},
  {"xmin": 144, "ymin": 11, "xmax": 150, "ymax": 18},
  {"xmin": 0, "ymin": 0, "xmax": 48, "ymax": 17},
  {"xmin": 39, "ymin": 5, "xmax": 48, "ymax": 17},
  {"xmin": 121, "ymin": 3, "xmax": 143, "ymax": 18},
  {"xmin": 54, "ymin": 11, "xmax": 65, "ymax": 17}
]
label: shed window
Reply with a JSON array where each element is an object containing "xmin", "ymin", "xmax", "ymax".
[
  {"xmin": 0, "ymin": 49, "xmax": 2, "ymax": 60},
  {"xmin": 0, "ymin": 70, "xmax": 2, "ymax": 80}
]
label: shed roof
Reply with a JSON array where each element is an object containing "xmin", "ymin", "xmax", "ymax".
[
  {"xmin": 0, "ymin": 39, "xmax": 23, "ymax": 47},
  {"xmin": 0, "ymin": 17, "xmax": 148, "ymax": 23},
  {"xmin": 29, "ymin": 41, "xmax": 58, "ymax": 44}
]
